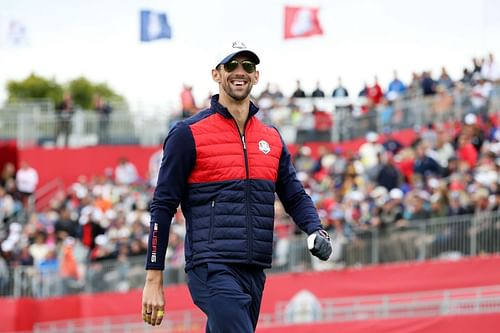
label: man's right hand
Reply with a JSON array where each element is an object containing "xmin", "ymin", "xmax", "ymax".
[{"xmin": 142, "ymin": 270, "xmax": 165, "ymax": 326}]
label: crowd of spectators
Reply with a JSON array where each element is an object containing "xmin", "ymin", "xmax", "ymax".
[{"xmin": 1, "ymin": 53, "xmax": 499, "ymax": 297}]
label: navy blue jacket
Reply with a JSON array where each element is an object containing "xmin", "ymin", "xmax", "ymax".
[{"xmin": 146, "ymin": 95, "xmax": 321, "ymax": 270}]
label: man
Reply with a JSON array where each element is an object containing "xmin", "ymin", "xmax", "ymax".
[
  {"xmin": 55, "ymin": 92, "xmax": 74, "ymax": 147},
  {"xmin": 93, "ymin": 94, "xmax": 113, "ymax": 144},
  {"xmin": 141, "ymin": 41, "xmax": 332, "ymax": 331},
  {"xmin": 15, "ymin": 161, "xmax": 38, "ymax": 210}
]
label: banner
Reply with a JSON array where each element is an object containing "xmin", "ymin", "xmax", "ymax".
[
  {"xmin": 284, "ymin": 6, "xmax": 323, "ymax": 39},
  {"xmin": 0, "ymin": 16, "xmax": 28, "ymax": 46},
  {"xmin": 140, "ymin": 10, "xmax": 171, "ymax": 42}
]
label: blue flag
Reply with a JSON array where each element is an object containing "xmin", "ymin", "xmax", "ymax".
[{"xmin": 140, "ymin": 10, "xmax": 171, "ymax": 42}]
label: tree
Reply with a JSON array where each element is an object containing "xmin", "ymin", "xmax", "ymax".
[
  {"xmin": 68, "ymin": 77, "xmax": 94, "ymax": 110},
  {"xmin": 68, "ymin": 78, "xmax": 124, "ymax": 109},
  {"xmin": 5, "ymin": 73, "xmax": 126, "ymax": 110},
  {"xmin": 6, "ymin": 73, "xmax": 63, "ymax": 104}
]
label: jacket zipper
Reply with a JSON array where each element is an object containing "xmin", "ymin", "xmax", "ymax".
[
  {"xmin": 242, "ymin": 134, "xmax": 252, "ymax": 262},
  {"xmin": 209, "ymin": 200, "xmax": 215, "ymax": 243},
  {"xmin": 233, "ymin": 119, "xmax": 252, "ymax": 262}
]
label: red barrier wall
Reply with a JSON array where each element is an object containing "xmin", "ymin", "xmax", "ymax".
[
  {"xmin": 17, "ymin": 129, "xmax": 418, "ymax": 189},
  {"xmin": 18, "ymin": 145, "xmax": 160, "ymax": 189},
  {"xmin": 0, "ymin": 140, "xmax": 18, "ymax": 172},
  {"xmin": 1, "ymin": 255, "xmax": 500, "ymax": 331},
  {"xmin": 257, "ymin": 314, "xmax": 500, "ymax": 333}
]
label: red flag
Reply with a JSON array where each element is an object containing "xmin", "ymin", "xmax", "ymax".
[{"xmin": 284, "ymin": 6, "xmax": 323, "ymax": 39}]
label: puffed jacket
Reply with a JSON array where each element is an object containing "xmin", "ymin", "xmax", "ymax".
[{"xmin": 146, "ymin": 95, "xmax": 322, "ymax": 270}]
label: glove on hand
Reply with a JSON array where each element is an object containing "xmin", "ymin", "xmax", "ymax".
[{"xmin": 307, "ymin": 229, "xmax": 332, "ymax": 261}]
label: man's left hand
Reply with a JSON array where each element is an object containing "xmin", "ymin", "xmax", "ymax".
[{"xmin": 307, "ymin": 230, "xmax": 332, "ymax": 261}]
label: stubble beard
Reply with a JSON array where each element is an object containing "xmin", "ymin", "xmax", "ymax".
[{"xmin": 222, "ymin": 82, "xmax": 253, "ymax": 102}]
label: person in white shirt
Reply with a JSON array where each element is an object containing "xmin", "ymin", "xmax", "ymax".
[
  {"xmin": 16, "ymin": 161, "xmax": 39, "ymax": 209},
  {"xmin": 359, "ymin": 132, "xmax": 385, "ymax": 169},
  {"xmin": 115, "ymin": 157, "xmax": 139, "ymax": 185},
  {"xmin": 481, "ymin": 53, "xmax": 500, "ymax": 83}
]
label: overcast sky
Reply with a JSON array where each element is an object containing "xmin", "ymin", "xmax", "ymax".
[{"xmin": 0, "ymin": 0, "xmax": 499, "ymax": 112}]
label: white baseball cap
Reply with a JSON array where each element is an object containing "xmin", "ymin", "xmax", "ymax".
[{"xmin": 215, "ymin": 41, "xmax": 260, "ymax": 67}]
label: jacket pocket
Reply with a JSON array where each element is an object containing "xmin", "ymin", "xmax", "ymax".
[{"xmin": 208, "ymin": 200, "xmax": 215, "ymax": 243}]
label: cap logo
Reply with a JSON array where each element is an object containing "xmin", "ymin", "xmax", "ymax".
[
  {"xmin": 232, "ymin": 41, "xmax": 247, "ymax": 49},
  {"xmin": 258, "ymin": 140, "xmax": 271, "ymax": 154}
]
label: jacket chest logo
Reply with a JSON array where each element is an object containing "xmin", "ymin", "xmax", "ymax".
[{"xmin": 258, "ymin": 140, "xmax": 271, "ymax": 154}]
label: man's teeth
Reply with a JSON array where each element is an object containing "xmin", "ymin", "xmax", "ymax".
[{"xmin": 232, "ymin": 80, "xmax": 246, "ymax": 86}]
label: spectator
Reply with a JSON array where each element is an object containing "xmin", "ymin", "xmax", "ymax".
[
  {"xmin": 420, "ymin": 123, "xmax": 438, "ymax": 149},
  {"xmin": 382, "ymin": 130, "xmax": 403, "ymax": 155},
  {"xmin": 114, "ymin": 157, "xmax": 138, "ymax": 185},
  {"xmin": 481, "ymin": 53, "xmax": 500, "ymax": 83},
  {"xmin": 433, "ymin": 129, "xmax": 455, "ymax": 168},
  {"xmin": 332, "ymin": 77, "xmax": 349, "ymax": 98},
  {"xmin": 455, "ymin": 113, "xmax": 484, "ymax": 152},
  {"xmin": 437, "ymin": 66, "xmax": 454, "ymax": 90},
  {"xmin": 407, "ymin": 72, "xmax": 422, "ymax": 97},
  {"xmin": 258, "ymin": 82, "xmax": 273, "ymax": 99},
  {"xmin": 311, "ymin": 80, "xmax": 325, "ymax": 97},
  {"xmin": 472, "ymin": 57, "xmax": 482, "ymax": 74},
  {"xmin": 358, "ymin": 82, "xmax": 369, "ymax": 97},
  {"xmin": 359, "ymin": 132, "xmax": 384, "ymax": 169},
  {"xmin": 93, "ymin": 94, "xmax": 113, "ymax": 145},
  {"xmin": 470, "ymin": 75, "xmax": 493, "ymax": 118},
  {"xmin": 447, "ymin": 191, "xmax": 472, "ymax": 216},
  {"xmin": 432, "ymin": 85, "xmax": 454, "ymax": 119},
  {"xmin": 55, "ymin": 92, "xmax": 74, "ymax": 147},
  {"xmin": 60, "ymin": 238, "xmax": 80, "ymax": 293},
  {"xmin": 379, "ymin": 97, "xmax": 395, "ymax": 129},
  {"xmin": 54, "ymin": 207, "xmax": 79, "ymax": 240},
  {"xmin": 461, "ymin": 68, "xmax": 473, "ymax": 85},
  {"xmin": 0, "ymin": 186, "xmax": 15, "ymax": 223},
  {"xmin": 387, "ymin": 70, "xmax": 406, "ymax": 97},
  {"xmin": 367, "ymin": 76, "xmax": 383, "ymax": 105},
  {"xmin": 180, "ymin": 84, "xmax": 198, "ymax": 118},
  {"xmin": 15, "ymin": 161, "xmax": 38, "ymax": 210},
  {"xmin": 29, "ymin": 231, "xmax": 49, "ymax": 266},
  {"xmin": 457, "ymin": 134, "xmax": 478, "ymax": 168},
  {"xmin": 292, "ymin": 79, "xmax": 306, "ymax": 98},
  {"xmin": 405, "ymin": 191, "xmax": 431, "ymax": 221},
  {"xmin": 312, "ymin": 105, "xmax": 332, "ymax": 141},
  {"xmin": 421, "ymin": 71, "xmax": 436, "ymax": 96},
  {"xmin": 0, "ymin": 162, "xmax": 16, "ymax": 188},
  {"xmin": 293, "ymin": 145, "xmax": 316, "ymax": 174},
  {"xmin": 413, "ymin": 142, "xmax": 442, "ymax": 178},
  {"xmin": 376, "ymin": 152, "xmax": 402, "ymax": 191}
]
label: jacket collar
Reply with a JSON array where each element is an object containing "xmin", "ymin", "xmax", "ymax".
[{"xmin": 210, "ymin": 94, "xmax": 259, "ymax": 119}]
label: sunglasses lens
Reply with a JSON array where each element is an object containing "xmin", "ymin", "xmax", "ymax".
[
  {"xmin": 224, "ymin": 60, "xmax": 239, "ymax": 72},
  {"xmin": 223, "ymin": 60, "xmax": 256, "ymax": 73},
  {"xmin": 242, "ymin": 61, "xmax": 256, "ymax": 73}
]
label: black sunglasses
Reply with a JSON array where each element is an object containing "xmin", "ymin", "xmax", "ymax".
[{"xmin": 223, "ymin": 60, "xmax": 256, "ymax": 73}]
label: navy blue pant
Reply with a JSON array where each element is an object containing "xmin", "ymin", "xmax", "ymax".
[{"xmin": 187, "ymin": 263, "xmax": 266, "ymax": 333}]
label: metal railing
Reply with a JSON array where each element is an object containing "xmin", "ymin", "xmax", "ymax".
[
  {"xmin": 267, "ymin": 285, "xmax": 500, "ymax": 325},
  {"xmin": 0, "ymin": 109, "xmax": 170, "ymax": 147},
  {"xmin": 1, "ymin": 211, "xmax": 499, "ymax": 299},
  {"xmin": 31, "ymin": 284, "xmax": 500, "ymax": 332},
  {"xmin": 2, "ymin": 84, "xmax": 498, "ymax": 146}
]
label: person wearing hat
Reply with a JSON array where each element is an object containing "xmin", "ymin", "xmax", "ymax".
[{"xmin": 141, "ymin": 41, "xmax": 332, "ymax": 331}]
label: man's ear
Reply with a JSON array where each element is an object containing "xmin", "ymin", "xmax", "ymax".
[
  {"xmin": 212, "ymin": 69, "xmax": 221, "ymax": 83},
  {"xmin": 253, "ymin": 70, "xmax": 260, "ymax": 85}
]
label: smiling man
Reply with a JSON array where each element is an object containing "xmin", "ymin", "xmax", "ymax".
[{"xmin": 141, "ymin": 41, "xmax": 332, "ymax": 332}]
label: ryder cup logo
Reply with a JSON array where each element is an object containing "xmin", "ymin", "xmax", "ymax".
[
  {"xmin": 232, "ymin": 41, "xmax": 247, "ymax": 49},
  {"xmin": 258, "ymin": 140, "xmax": 271, "ymax": 154}
]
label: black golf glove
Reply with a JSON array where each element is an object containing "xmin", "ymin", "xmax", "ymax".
[{"xmin": 307, "ymin": 229, "xmax": 332, "ymax": 261}]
